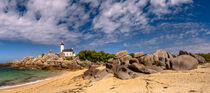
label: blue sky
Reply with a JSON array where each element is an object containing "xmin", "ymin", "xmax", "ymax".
[{"xmin": 0, "ymin": 0, "xmax": 210, "ymax": 62}]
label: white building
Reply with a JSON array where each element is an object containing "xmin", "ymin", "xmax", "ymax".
[{"xmin": 60, "ymin": 41, "xmax": 76, "ymax": 56}]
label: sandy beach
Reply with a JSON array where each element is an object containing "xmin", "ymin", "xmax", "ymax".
[{"xmin": 0, "ymin": 64, "xmax": 210, "ymax": 93}]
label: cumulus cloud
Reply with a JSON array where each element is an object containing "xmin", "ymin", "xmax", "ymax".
[
  {"xmin": 0, "ymin": 0, "xmax": 80, "ymax": 45},
  {"xmin": 92, "ymin": 0, "xmax": 193, "ymax": 43},
  {"xmin": 0, "ymin": 0, "xmax": 195, "ymax": 48},
  {"xmin": 123, "ymin": 22, "xmax": 210, "ymax": 53}
]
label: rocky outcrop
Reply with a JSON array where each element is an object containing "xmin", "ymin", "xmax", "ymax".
[
  {"xmin": 171, "ymin": 55, "xmax": 198, "ymax": 70},
  {"xmin": 8, "ymin": 49, "xmax": 207, "ymax": 81},
  {"xmin": 8, "ymin": 51, "xmax": 98, "ymax": 71},
  {"xmin": 179, "ymin": 50, "xmax": 206, "ymax": 63},
  {"xmin": 128, "ymin": 63, "xmax": 156, "ymax": 74},
  {"xmin": 134, "ymin": 52, "xmax": 144, "ymax": 58},
  {"xmin": 81, "ymin": 66, "xmax": 113, "ymax": 81},
  {"xmin": 79, "ymin": 49, "xmax": 206, "ymax": 80},
  {"xmin": 115, "ymin": 50, "xmax": 128, "ymax": 58}
]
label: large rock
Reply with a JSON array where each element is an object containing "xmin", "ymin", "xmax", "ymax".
[
  {"xmin": 120, "ymin": 55, "xmax": 132, "ymax": 65},
  {"xmin": 129, "ymin": 58, "xmax": 139, "ymax": 64},
  {"xmin": 115, "ymin": 50, "xmax": 128, "ymax": 58},
  {"xmin": 138, "ymin": 54, "xmax": 155, "ymax": 66},
  {"xmin": 179, "ymin": 50, "xmax": 206, "ymax": 63},
  {"xmin": 21, "ymin": 56, "xmax": 34, "ymax": 63},
  {"xmin": 154, "ymin": 49, "xmax": 168, "ymax": 58},
  {"xmin": 42, "ymin": 53, "xmax": 59, "ymax": 61},
  {"xmin": 128, "ymin": 63, "xmax": 156, "ymax": 74},
  {"xmin": 171, "ymin": 55, "xmax": 198, "ymax": 70},
  {"xmin": 153, "ymin": 49, "xmax": 176, "ymax": 69},
  {"xmin": 146, "ymin": 65, "xmax": 163, "ymax": 72},
  {"xmin": 82, "ymin": 66, "xmax": 113, "ymax": 81},
  {"xmin": 194, "ymin": 55, "xmax": 206, "ymax": 63},
  {"xmin": 134, "ymin": 52, "xmax": 144, "ymax": 58},
  {"xmin": 105, "ymin": 63, "xmax": 139, "ymax": 80},
  {"xmin": 179, "ymin": 50, "xmax": 192, "ymax": 56},
  {"xmin": 113, "ymin": 65, "xmax": 138, "ymax": 80}
]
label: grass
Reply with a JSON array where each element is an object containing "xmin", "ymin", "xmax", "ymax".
[{"xmin": 65, "ymin": 56, "xmax": 73, "ymax": 61}]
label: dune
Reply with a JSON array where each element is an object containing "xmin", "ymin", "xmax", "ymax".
[{"xmin": 0, "ymin": 64, "xmax": 210, "ymax": 93}]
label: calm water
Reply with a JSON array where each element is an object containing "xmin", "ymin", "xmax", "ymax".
[{"xmin": 0, "ymin": 65, "xmax": 61, "ymax": 87}]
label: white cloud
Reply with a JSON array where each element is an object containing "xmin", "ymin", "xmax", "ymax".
[
  {"xmin": 165, "ymin": 43, "xmax": 210, "ymax": 54},
  {"xmin": 123, "ymin": 22, "xmax": 210, "ymax": 53},
  {"xmin": 169, "ymin": 0, "xmax": 193, "ymax": 6},
  {"xmin": 0, "ymin": 0, "xmax": 90, "ymax": 45},
  {"xmin": 93, "ymin": 0, "xmax": 149, "ymax": 34},
  {"xmin": 0, "ymin": 0, "xmax": 195, "ymax": 48}
]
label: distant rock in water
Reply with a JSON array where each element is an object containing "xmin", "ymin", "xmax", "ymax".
[{"xmin": 78, "ymin": 49, "xmax": 207, "ymax": 80}]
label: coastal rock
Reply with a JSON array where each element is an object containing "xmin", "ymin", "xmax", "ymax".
[
  {"xmin": 179, "ymin": 50, "xmax": 206, "ymax": 63},
  {"xmin": 128, "ymin": 63, "xmax": 156, "ymax": 74},
  {"xmin": 49, "ymin": 50, "xmax": 53, "ymax": 53},
  {"xmin": 171, "ymin": 55, "xmax": 198, "ymax": 70},
  {"xmin": 42, "ymin": 53, "xmax": 59, "ymax": 61},
  {"xmin": 146, "ymin": 65, "xmax": 163, "ymax": 72},
  {"xmin": 120, "ymin": 55, "xmax": 132, "ymax": 65},
  {"xmin": 134, "ymin": 52, "xmax": 144, "ymax": 58},
  {"xmin": 138, "ymin": 54, "xmax": 155, "ymax": 66},
  {"xmin": 9, "ymin": 52, "xmax": 97, "ymax": 71},
  {"xmin": 21, "ymin": 56, "xmax": 34, "ymax": 63},
  {"xmin": 129, "ymin": 58, "xmax": 139, "ymax": 64},
  {"xmin": 82, "ymin": 66, "xmax": 113, "ymax": 81},
  {"xmin": 113, "ymin": 65, "xmax": 138, "ymax": 80},
  {"xmin": 154, "ymin": 49, "xmax": 168, "ymax": 58},
  {"xmin": 115, "ymin": 50, "xmax": 128, "ymax": 58},
  {"xmin": 194, "ymin": 55, "xmax": 206, "ymax": 63},
  {"xmin": 108, "ymin": 58, "xmax": 121, "ymax": 65},
  {"xmin": 179, "ymin": 50, "xmax": 193, "ymax": 56}
]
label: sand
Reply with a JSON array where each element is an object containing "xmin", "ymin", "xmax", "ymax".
[{"xmin": 0, "ymin": 64, "xmax": 210, "ymax": 93}]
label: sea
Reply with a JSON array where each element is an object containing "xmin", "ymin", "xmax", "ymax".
[{"xmin": 0, "ymin": 64, "xmax": 62, "ymax": 89}]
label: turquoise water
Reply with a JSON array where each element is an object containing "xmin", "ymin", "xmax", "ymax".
[{"xmin": 0, "ymin": 65, "xmax": 61, "ymax": 87}]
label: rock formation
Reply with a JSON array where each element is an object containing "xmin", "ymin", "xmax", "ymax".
[
  {"xmin": 8, "ymin": 51, "xmax": 97, "ymax": 71},
  {"xmin": 79, "ymin": 49, "xmax": 206, "ymax": 80},
  {"xmin": 8, "ymin": 49, "xmax": 207, "ymax": 81},
  {"xmin": 179, "ymin": 50, "xmax": 206, "ymax": 63}
]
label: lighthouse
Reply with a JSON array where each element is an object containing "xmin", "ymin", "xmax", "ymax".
[
  {"xmin": 60, "ymin": 41, "xmax": 64, "ymax": 52},
  {"xmin": 60, "ymin": 41, "xmax": 76, "ymax": 56}
]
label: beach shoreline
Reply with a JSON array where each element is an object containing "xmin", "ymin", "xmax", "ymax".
[
  {"xmin": 0, "ymin": 71, "xmax": 67, "ymax": 90},
  {"xmin": 0, "ymin": 64, "xmax": 210, "ymax": 93}
]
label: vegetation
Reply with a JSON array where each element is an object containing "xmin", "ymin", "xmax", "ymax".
[
  {"xmin": 77, "ymin": 50, "xmax": 115, "ymax": 62},
  {"xmin": 129, "ymin": 53, "xmax": 134, "ymax": 58},
  {"xmin": 196, "ymin": 53, "xmax": 210, "ymax": 62},
  {"xmin": 41, "ymin": 53, "xmax": 44, "ymax": 57},
  {"xmin": 55, "ymin": 53, "xmax": 60, "ymax": 57},
  {"xmin": 65, "ymin": 56, "xmax": 73, "ymax": 61}
]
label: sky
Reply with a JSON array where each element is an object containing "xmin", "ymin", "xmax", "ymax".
[{"xmin": 0, "ymin": 0, "xmax": 210, "ymax": 62}]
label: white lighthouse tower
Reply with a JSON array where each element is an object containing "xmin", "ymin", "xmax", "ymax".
[{"xmin": 60, "ymin": 41, "xmax": 64, "ymax": 52}]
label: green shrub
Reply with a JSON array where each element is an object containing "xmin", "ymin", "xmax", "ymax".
[
  {"xmin": 129, "ymin": 53, "xmax": 134, "ymax": 58},
  {"xmin": 77, "ymin": 50, "xmax": 115, "ymax": 62},
  {"xmin": 41, "ymin": 53, "xmax": 44, "ymax": 57},
  {"xmin": 65, "ymin": 56, "xmax": 73, "ymax": 61},
  {"xmin": 196, "ymin": 53, "xmax": 210, "ymax": 62},
  {"xmin": 55, "ymin": 53, "xmax": 60, "ymax": 57}
]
